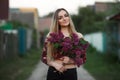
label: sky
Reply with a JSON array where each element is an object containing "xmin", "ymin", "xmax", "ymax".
[{"xmin": 10, "ymin": 0, "xmax": 117, "ymax": 17}]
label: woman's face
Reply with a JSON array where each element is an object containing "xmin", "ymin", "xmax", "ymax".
[{"xmin": 57, "ymin": 10, "xmax": 70, "ymax": 27}]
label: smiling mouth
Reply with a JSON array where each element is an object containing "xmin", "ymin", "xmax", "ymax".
[{"xmin": 63, "ymin": 21, "xmax": 68, "ymax": 23}]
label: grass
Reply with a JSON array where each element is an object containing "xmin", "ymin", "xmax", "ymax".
[
  {"xmin": 84, "ymin": 45, "xmax": 120, "ymax": 80},
  {"xmin": 0, "ymin": 48, "xmax": 41, "ymax": 80}
]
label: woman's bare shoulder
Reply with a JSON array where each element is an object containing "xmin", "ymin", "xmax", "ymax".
[
  {"xmin": 76, "ymin": 32, "xmax": 83, "ymax": 39},
  {"xmin": 46, "ymin": 32, "xmax": 50, "ymax": 37},
  {"xmin": 44, "ymin": 32, "xmax": 50, "ymax": 42}
]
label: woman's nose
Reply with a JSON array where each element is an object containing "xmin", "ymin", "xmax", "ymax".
[{"xmin": 63, "ymin": 17, "xmax": 66, "ymax": 20}]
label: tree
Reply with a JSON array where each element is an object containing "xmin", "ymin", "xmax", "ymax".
[
  {"xmin": 71, "ymin": 7, "xmax": 106, "ymax": 34},
  {"xmin": 9, "ymin": 20, "xmax": 29, "ymax": 29},
  {"xmin": 43, "ymin": 12, "xmax": 54, "ymax": 18}
]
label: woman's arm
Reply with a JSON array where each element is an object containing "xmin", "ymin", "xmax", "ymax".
[
  {"xmin": 41, "ymin": 33, "xmax": 50, "ymax": 64},
  {"xmin": 41, "ymin": 34, "xmax": 66, "ymax": 72},
  {"xmin": 41, "ymin": 41, "xmax": 48, "ymax": 64}
]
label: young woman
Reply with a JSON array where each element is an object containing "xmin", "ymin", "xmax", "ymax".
[{"xmin": 41, "ymin": 8, "xmax": 87, "ymax": 80}]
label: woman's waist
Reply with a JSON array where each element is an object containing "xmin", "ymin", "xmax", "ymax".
[
  {"xmin": 53, "ymin": 60, "xmax": 77, "ymax": 69},
  {"xmin": 55, "ymin": 57, "xmax": 75, "ymax": 64},
  {"xmin": 63, "ymin": 63, "xmax": 77, "ymax": 69},
  {"xmin": 54, "ymin": 58, "xmax": 77, "ymax": 69}
]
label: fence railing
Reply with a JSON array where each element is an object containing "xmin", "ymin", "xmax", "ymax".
[
  {"xmin": 0, "ymin": 30, "xmax": 4, "ymax": 60},
  {"xmin": 0, "ymin": 30, "xmax": 18, "ymax": 60}
]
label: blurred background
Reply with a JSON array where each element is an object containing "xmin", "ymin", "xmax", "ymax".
[{"xmin": 0, "ymin": 0, "xmax": 120, "ymax": 80}]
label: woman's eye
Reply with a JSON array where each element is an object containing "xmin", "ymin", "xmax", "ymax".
[
  {"xmin": 65, "ymin": 14, "xmax": 68, "ymax": 17},
  {"xmin": 58, "ymin": 16, "xmax": 62, "ymax": 20},
  {"xmin": 58, "ymin": 14, "xmax": 68, "ymax": 20}
]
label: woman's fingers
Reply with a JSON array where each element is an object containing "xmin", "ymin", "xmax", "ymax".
[
  {"xmin": 63, "ymin": 56, "xmax": 70, "ymax": 63},
  {"xmin": 59, "ymin": 66, "xmax": 67, "ymax": 72}
]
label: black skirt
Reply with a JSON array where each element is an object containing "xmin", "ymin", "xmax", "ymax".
[{"xmin": 47, "ymin": 66, "xmax": 77, "ymax": 80}]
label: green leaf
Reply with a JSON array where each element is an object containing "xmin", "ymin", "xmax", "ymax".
[
  {"xmin": 53, "ymin": 43, "xmax": 61, "ymax": 48},
  {"xmin": 80, "ymin": 38, "xmax": 88, "ymax": 44}
]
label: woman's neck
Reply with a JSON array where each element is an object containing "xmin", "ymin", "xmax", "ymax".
[{"xmin": 61, "ymin": 26, "xmax": 70, "ymax": 37}]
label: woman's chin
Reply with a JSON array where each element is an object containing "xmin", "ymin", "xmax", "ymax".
[{"xmin": 61, "ymin": 24, "xmax": 69, "ymax": 27}]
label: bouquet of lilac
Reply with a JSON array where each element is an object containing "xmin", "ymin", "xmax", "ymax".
[{"xmin": 47, "ymin": 31, "xmax": 89, "ymax": 67}]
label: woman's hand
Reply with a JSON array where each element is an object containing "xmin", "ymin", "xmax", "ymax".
[
  {"xmin": 62, "ymin": 56, "xmax": 70, "ymax": 63},
  {"xmin": 49, "ymin": 60, "xmax": 66, "ymax": 73}
]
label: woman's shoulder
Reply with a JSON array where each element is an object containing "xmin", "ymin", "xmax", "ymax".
[
  {"xmin": 44, "ymin": 32, "xmax": 50, "ymax": 42},
  {"xmin": 46, "ymin": 32, "xmax": 50, "ymax": 37},
  {"xmin": 46, "ymin": 32, "xmax": 53, "ymax": 37},
  {"xmin": 75, "ymin": 32, "xmax": 83, "ymax": 39},
  {"xmin": 45, "ymin": 32, "xmax": 54, "ymax": 39}
]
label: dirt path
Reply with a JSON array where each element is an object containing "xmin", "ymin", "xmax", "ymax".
[{"xmin": 27, "ymin": 61, "xmax": 95, "ymax": 80}]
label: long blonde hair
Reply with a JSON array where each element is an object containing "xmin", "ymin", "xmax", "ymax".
[{"xmin": 47, "ymin": 8, "xmax": 77, "ymax": 61}]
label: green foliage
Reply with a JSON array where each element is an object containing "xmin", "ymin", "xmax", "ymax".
[
  {"xmin": 71, "ymin": 7, "xmax": 106, "ymax": 34},
  {"xmin": 105, "ymin": 20, "xmax": 120, "ymax": 57},
  {"xmin": 54, "ymin": 43, "xmax": 61, "ymax": 48},
  {"xmin": 31, "ymin": 29, "xmax": 37, "ymax": 48},
  {"xmin": 0, "ymin": 48, "xmax": 41, "ymax": 80},
  {"xmin": 84, "ymin": 45, "xmax": 120, "ymax": 80},
  {"xmin": 104, "ymin": 1, "xmax": 120, "ymax": 15},
  {"xmin": 43, "ymin": 12, "xmax": 54, "ymax": 18},
  {"xmin": 44, "ymin": 29, "xmax": 49, "ymax": 36},
  {"xmin": 71, "ymin": 2, "xmax": 120, "ymax": 34},
  {"xmin": 72, "ymin": 14, "xmax": 82, "ymax": 31},
  {"xmin": 9, "ymin": 20, "xmax": 29, "ymax": 29}
]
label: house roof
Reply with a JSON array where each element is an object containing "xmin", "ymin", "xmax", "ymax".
[
  {"xmin": 38, "ymin": 17, "xmax": 52, "ymax": 31},
  {"xmin": 107, "ymin": 12, "xmax": 120, "ymax": 21},
  {"xmin": 110, "ymin": 12, "xmax": 120, "ymax": 20},
  {"xmin": 10, "ymin": 12, "xmax": 34, "ymax": 28}
]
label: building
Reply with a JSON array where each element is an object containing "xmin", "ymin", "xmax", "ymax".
[
  {"xmin": 107, "ymin": 12, "xmax": 120, "ymax": 60},
  {"xmin": 9, "ymin": 8, "xmax": 39, "ymax": 49},
  {"xmin": 38, "ymin": 17, "xmax": 52, "ymax": 32},
  {"xmin": 87, "ymin": 2, "xmax": 119, "ymax": 13},
  {"xmin": 9, "ymin": 8, "xmax": 39, "ymax": 29},
  {"xmin": 0, "ymin": 0, "xmax": 9, "ymax": 20},
  {"xmin": 95, "ymin": 2, "xmax": 108, "ymax": 12}
]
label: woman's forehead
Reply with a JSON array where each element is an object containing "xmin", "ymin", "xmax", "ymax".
[{"xmin": 58, "ymin": 10, "xmax": 67, "ymax": 16}]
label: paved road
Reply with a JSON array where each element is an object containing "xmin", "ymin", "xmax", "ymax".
[{"xmin": 27, "ymin": 61, "xmax": 95, "ymax": 80}]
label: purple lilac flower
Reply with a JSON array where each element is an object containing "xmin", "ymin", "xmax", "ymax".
[
  {"xmin": 72, "ymin": 33, "xmax": 79, "ymax": 45},
  {"xmin": 62, "ymin": 37, "xmax": 72, "ymax": 52},
  {"xmin": 47, "ymin": 32, "xmax": 89, "ymax": 67},
  {"xmin": 47, "ymin": 31, "xmax": 64, "ymax": 43},
  {"xmin": 74, "ymin": 57, "xmax": 83, "ymax": 67},
  {"xmin": 82, "ymin": 44, "xmax": 89, "ymax": 50}
]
